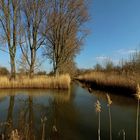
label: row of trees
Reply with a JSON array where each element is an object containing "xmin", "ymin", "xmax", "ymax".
[
  {"xmin": 77, "ymin": 51, "xmax": 140, "ymax": 76},
  {"xmin": 93, "ymin": 51, "xmax": 140, "ymax": 75},
  {"xmin": 0, "ymin": 66, "xmax": 9, "ymax": 75},
  {"xmin": 0, "ymin": 0, "xmax": 89, "ymax": 79}
]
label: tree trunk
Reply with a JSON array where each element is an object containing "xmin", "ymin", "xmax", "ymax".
[
  {"xmin": 54, "ymin": 68, "xmax": 59, "ymax": 76},
  {"xmin": 53, "ymin": 63, "xmax": 59, "ymax": 76},
  {"xmin": 30, "ymin": 64, "xmax": 34, "ymax": 78},
  {"xmin": 29, "ymin": 48, "xmax": 35, "ymax": 78},
  {"xmin": 10, "ymin": 54, "xmax": 16, "ymax": 80}
]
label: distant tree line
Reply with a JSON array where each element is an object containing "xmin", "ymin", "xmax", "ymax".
[
  {"xmin": 0, "ymin": 67, "xmax": 9, "ymax": 75},
  {"xmin": 97, "ymin": 51, "xmax": 140, "ymax": 75},
  {"xmin": 77, "ymin": 51, "xmax": 140, "ymax": 76},
  {"xmin": 0, "ymin": 0, "xmax": 89, "ymax": 79}
]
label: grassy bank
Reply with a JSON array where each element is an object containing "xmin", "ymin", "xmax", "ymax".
[
  {"xmin": 77, "ymin": 72, "xmax": 137, "ymax": 96},
  {"xmin": 0, "ymin": 74, "xmax": 71, "ymax": 89}
]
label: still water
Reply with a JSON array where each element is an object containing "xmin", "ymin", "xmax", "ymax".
[{"xmin": 0, "ymin": 83, "xmax": 138, "ymax": 140}]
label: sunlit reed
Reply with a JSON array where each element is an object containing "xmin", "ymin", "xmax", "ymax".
[
  {"xmin": 106, "ymin": 94, "xmax": 112, "ymax": 140},
  {"xmin": 41, "ymin": 116, "xmax": 47, "ymax": 140},
  {"xmin": 118, "ymin": 129, "xmax": 125, "ymax": 140},
  {"xmin": 78, "ymin": 71, "xmax": 136, "ymax": 90},
  {"xmin": 95, "ymin": 100, "xmax": 101, "ymax": 140},
  {"xmin": 0, "ymin": 74, "xmax": 71, "ymax": 89},
  {"xmin": 10, "ymin": 129, "xmax": 20, "ymax": 140}
]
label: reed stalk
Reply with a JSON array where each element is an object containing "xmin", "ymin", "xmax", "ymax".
[
  {"xmin": 106, "ymin": 94, "xmax": 112, "ymax": 140},
  {"xmin": 41, "ymin": 117, "xmax": 47, "ymax": 140},
  {"xmin": 95, "ymin": 100, "xmax": 101, "ymax": 140},
  {"xmin": 119, "ymin": 129, "xmax": 125, "ymax": 140}
]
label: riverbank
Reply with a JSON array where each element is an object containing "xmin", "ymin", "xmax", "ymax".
[
  {"xmin": 0, "ymin": 74, "xmax": 71, "ymax": 89},
  {"xmin": 76, "ymin": 72, "xmax": 137, "ymax": 96}
]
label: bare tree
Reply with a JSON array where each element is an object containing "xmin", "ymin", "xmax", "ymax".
[
  {"xmin": 19, "ymin": 0, "xmax": 48, "ymax": 78},
  {"xmin": 43, "ymin": 0, "xmax": 89, "ymax": 75},
  {"xmin": 17, "ymin": 53, "xmax": 29, "ymax": 75},
  {"xmin": 0, "ymin": 0, "xmax": 21, "ymax": 79},
  {"xmin": 58, "ymin": 58, "xmax": 77, "ymax": 76}
]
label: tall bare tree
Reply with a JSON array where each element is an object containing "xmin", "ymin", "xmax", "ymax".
[
  {"xmin": 20, "ymin": 0, "xmax": 48, "ymax": 78},
  {"xmin": 0, "ymin": 0, "xmax": 21, "ymax": 79},
  {"xmin": 43, "ymin": 0, "xmax": 89, "ymax": 75}
]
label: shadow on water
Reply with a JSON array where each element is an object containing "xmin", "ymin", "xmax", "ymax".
[{"xmin": 0, "ymin": 83, "xmax": 139, "ymax": 140}]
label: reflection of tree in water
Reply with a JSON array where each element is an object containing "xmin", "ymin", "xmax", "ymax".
[
  {"xmin": 47, "ymin": 99, "xmax": 60, "ymax": 140},
  {"xmin": 90, "ymin": 89, "xmax": 136, "ymax": 107},
  {"xmin": 0, "ymin": 88, "xmax": 79, "ymax": 139},
  {"xmin": 17, "ymin": 95, "xmax": 44, "ymax": 140},
  {"xmin": 20, "ymin": 96, "xmax": 36, "ymax": 140},
  {"xmin": 28, "ymin": 96, "xmax": 35, "ymax": 140},
  {"xmin": 4, "ymin": 96, "xmax": 15, "ymax": 139},
  {"xmin": 46, "ymin": 87, "xmax": 84, "ymax": 140}
]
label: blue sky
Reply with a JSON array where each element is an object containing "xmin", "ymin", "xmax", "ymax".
[
  {"xmin": 76, "ymin": 0, "xmax": 140, "ymax": 69},
  {"xmin": 0, "ymin": 0, "xmax": 140, "ymax": 71}
]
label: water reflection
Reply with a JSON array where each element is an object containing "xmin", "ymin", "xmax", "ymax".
[
  {"xmin": 91, "ymin": 89, "xmax": 136, "ymax": 107},
  {"xmin": 5, "ymin": 96, "xmax": 15, "ymax": 139},
  {"xmin": 0, "ymin": 84, "xmax": 139, "ymax": 140},
  {"xmin": 0, "ymin": 89, "xmax": 70, "ymax": 139}
]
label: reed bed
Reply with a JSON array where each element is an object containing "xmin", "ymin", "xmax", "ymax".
[
  {"xmin": 77, "ymin": 71, "xmax": 137, "ymax": 95},
  {"xmin": 0, "ymin": 74, "xmax": 71, "ymax": 89}
]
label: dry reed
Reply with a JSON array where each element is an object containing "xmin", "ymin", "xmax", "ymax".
[
  {"xmin": 106, "ymin": 94, "xmax": 112, "ymax": 140},
  {"xmin": 41, "ymin": 116, "xmax": 47, "ymax": 140},
  {"xmin": 95, "ymin": 100, "xmax": 101, "ymax": 140},
  {"xmin": 78, "ymin": 71, "xmax": 136, "ymax": 88},
  {"xmin": 77, "ymin": 71, "xmax": 137, "ymax": 94},
  {"xmin": 0, "ymin": 74, "xmax": 71, "ymax": 89},
  {"xmin": 118, "ymin": 129, "xmax": 125, "ymax": 140}
]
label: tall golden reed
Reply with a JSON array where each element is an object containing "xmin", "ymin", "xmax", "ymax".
[
  {"xmin": 78, "ymin": 71, "xmax": 136, "ymax": 90},
  {"xmin": 106, "ymin": 94, "xmax": 112, "ymax": 140},
  {"xmin": 95, "ymin": 100, "xmax": 101, "ymax": 140},
  {"xmin": 41, "ymin": 116, "xmax": 47, "ymax": 140},
  {"xmin": 119, "ymin": 129, "xmax": 125, "ymax": 140},
  {"xmin": 0, "ymin": 74, "xmax": 71, "ymax": 89}
]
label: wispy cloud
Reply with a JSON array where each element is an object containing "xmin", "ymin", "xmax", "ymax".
[
  {"xmin": 96, "ymin": 55, "xmax": 120, "ymax": 65},
  {"xmin": 95, "ymin": 48, "xmax": 138, "ymax": 66},
  {"xmin": 96, "ymin": 56, "xmax": 109, "ymax": 61},
  {"xmin": 116, "ymin": 49, "xmax": 137, "ymax": 55}
]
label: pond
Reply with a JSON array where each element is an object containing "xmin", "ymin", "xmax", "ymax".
[{"xmin": 0, "ymin": 83, "xmax": 138, "ymax": 140}]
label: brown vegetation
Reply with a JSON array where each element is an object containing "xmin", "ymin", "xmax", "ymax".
[
  {"xmin": 77, "ymin": 71, "xmax": 137, "ymax": 95},
  {"xmin": 77, "ymin": 51, "xmax": 140, "ymax": 96},
  {"xmin": 43, "ymin": 0, "xmax": 89, "ymax": 75},
  {"xmin": 0, "ymin": 74, "xmax": 71, "ymax": 89}
]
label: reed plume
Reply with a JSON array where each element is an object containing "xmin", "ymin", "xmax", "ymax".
[
  {"xmin": 41, "ymin": 116, "xmax": 47, "ymax": 140},
  {"xmin": 106, "ymin": 94, "xmax": 112, "ymax": 140},
  {"xmin": 10, "ymin": 129, "xmax": 20, "ymax": 140},
  {"xmin": 118, "ymin": 129, "xmax": 125, "ymax": 140},
  {"xmin": 135, "ymin": 84, "xmax": 140, "ymax": 140},
  {"xmin": 95, "ymin": 100, "xmax": 101, "ymax": 140}
]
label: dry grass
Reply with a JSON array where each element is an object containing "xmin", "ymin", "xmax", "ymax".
[
  {"xmin": 78, "ymin": 72, "xmax": 136, "ymax": 87},
  {"xmin": 0, "ymin": 74, "xmax": 71, "ymax": 89},
  {"xmin": 77, "ymin": 71, "xmax": 138, "ymax": 94}
]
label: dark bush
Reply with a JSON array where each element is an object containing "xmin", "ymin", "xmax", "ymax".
[{"xmin": 0, "ymin": 67, "xmax": 9, "ymax": 75}]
